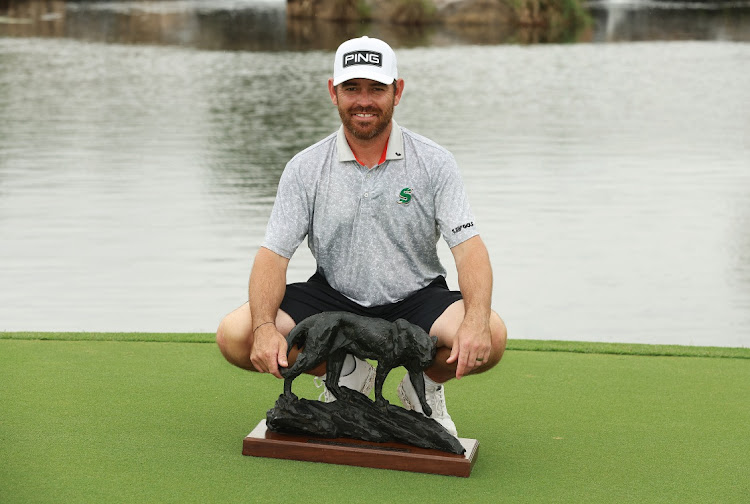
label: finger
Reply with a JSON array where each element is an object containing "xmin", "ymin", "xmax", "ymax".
[
  {"xmin": 466, "ymin": 351, "xmax": 480, "ymax": 371},
  {"xmin": 250, "ymin": 351, "xmax": 264, "ymax": 373},
  {"xmin": 446, "ymin": 343, "xmax": 459, "ymax": 364},
  {"xmin": 456, "ymin": 350, "xmax": 470, "ymax": 380},
  {"xmin": 267, "ymin": 357, "xmax": 281, "ymax": 379},
  {"xmin": 470, "ymin": 350, "xmax": 485, "ymax": 366},
  {"xmin": 455, "ymin": 363, "xmax": 465, "ymax": 380},
  {"xmin": 277, "ymin": 339, "xmax": 289, "ymax": 369}
]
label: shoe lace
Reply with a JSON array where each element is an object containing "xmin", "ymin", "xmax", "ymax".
[
  {"xmin": 313, "ymin": 376, "xmax": 330, "ymax": 402},
  {"xmin": 428, "ymin": 385, "xmax": 447, "ymax": 418}
]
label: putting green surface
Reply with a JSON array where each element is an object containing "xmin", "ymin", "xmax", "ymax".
[{"xmin": 1, "ymin": 334, "xmax": 748, "ymax": 503}]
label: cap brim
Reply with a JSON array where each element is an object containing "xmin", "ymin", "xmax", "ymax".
[{"xmin": 333, "ymin": 70, "xmax": 395, "ymax": 86}]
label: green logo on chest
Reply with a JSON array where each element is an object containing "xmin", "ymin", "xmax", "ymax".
[{"xmin": 398, "ymin": 187, "xmax": 412, "ymax": 205}]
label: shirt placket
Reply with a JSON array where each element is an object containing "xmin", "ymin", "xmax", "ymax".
[
  {"xmin": 361, "ymin": 163, "xmax": 384, "ymax": 219},
  {"xmin": 350, "ymin": 166, "xmax": 376, "ymax": 242}
]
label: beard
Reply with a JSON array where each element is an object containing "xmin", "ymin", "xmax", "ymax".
[{"xmin": 337, "ymin": 95, "xmax": 396, "ymax": 141}]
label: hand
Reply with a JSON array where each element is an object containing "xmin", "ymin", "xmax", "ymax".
[
  {"xmin": 250, "ymin": 324, "xmax": 288, "ymax": 379},
  {"xmin": 445, "ymin": 319, "xmax": 491, "ymax": 380}
]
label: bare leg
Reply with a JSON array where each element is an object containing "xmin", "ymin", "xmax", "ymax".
[
  {"xmin": 426, "ymin": 300, "xmax": 507, "ymax": 383},
  {"xmin": 215, "ymin": 302, "xmax": 326, "ymax": 376}
]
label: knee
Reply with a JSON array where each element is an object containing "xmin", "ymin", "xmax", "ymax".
[
  {"xmin": 216, "ymin": 314, "xmax": 247, "ymax": 357},
  {"xmin": 216, "ymin": 303, "xmax": 252, "ymax": 354},
  {"xmin": 215, "ymin": 314, "xmax": 256, "ymax": 370},
  {"xmin": 488, "ymin": 313, "xmax": 508, "ymax": 367},
  {"xmin": 216, "ymin": 318, "xmax": 230, "ymax": 356}
]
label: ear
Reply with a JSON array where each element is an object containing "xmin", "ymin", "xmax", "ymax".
[
  {"xmin": 328, "ymin": 78, "xmax": 338, "ymax": 106},
  {"xmin": 393, "ymin": 78, "xmax": 405, "ymax": 107}
]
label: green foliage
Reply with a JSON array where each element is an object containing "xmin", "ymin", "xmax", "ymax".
[
  {"xmin": 558, "ymin": 0, "xmax": 593, "ymax": 29},
  {"xmin": 356, "ymin": 0, "xmax": 373, "ymax": 19},
  {"xmin": 389, "ymin": 0, "xmax": 439, "ymax": 24}
]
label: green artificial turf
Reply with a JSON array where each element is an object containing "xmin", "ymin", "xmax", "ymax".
[
  {"xmin": 1, "ymin": 334, "xmax": 748, "ymax": 503},
  {"xmin": 4, "ymin": 331, "xmax": 750, "ymax": 358}
]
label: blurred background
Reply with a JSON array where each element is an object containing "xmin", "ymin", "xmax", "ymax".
[{"xmin": 0, "ymin": 0, "xmax": 748, "ymax": 347}]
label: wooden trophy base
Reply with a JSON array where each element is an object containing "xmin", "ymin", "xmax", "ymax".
[{"xmin": 242, "ymin": 420, "xmax": 479, "ymax": 477}]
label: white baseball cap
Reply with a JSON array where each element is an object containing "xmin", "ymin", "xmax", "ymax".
[{"xmin": 333, "ymin": 36, "xmax": 398, "ymax": 86}]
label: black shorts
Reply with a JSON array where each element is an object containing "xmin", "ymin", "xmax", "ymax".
[{"xmin": 280, "ymin": 271, "xmax": 463, "ymax": 334}]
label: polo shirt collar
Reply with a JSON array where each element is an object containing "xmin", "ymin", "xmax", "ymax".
[{"xmin": 336, "ymin": 120, "xmax": 405, "ymax": 164}]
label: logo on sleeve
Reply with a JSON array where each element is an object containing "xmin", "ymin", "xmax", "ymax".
[
  {"xmin": 452, "ymin": 221, "xmax": 474, "ymax": 233},
  {"xmin": 398, "ymin": 187, "xmax": 412, "ymax": 205},
  {"xmin": 343, "ymin": 51, "xmax": 383, "ymax": 68}
]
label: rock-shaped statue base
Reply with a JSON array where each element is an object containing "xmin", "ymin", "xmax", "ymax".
[{"xmin": 267, "ymin": 387, "xmax": 465, "ymax": 455}]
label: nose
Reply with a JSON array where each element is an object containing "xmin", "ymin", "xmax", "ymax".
[{"xmin": 355, "ymin": 88, "xmax": 375, "ymax": 107}]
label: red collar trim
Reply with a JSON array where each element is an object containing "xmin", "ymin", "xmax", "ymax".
[{"xmin": 353, "ymin": 139, "xmax": 389, "ymax": 168}]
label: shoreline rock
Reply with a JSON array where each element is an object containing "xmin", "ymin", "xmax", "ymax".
[{"xmin": 287, "ymin": 0, "xmax": 591, "ymax": 30}]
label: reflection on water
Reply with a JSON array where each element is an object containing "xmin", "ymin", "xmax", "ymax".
[
  {"xmin": 2, "ymin": 0, "xmax": 750, "ymax": 49},
  {"xmin": 589, "ymin": 0, "xmax": 750, "ymax": 42},
  {"xmin": 1, "ymin": 2, "xmax": 749, "ymax": 347}
]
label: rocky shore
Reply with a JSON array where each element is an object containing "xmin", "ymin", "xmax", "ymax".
[
  {"xmin": 287, "ymin": 0, "xmax": 591, "ymax": 31},
  {"xmin": 0, "ymin": 0, "xmax": 595, "ymax": 47}
]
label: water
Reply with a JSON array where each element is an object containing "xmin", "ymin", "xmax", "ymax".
[{"xmin": 1, "ymin": 1, "xmax": 749, "ymax": 347}]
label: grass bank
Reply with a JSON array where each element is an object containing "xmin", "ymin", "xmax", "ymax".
[
  {"xmin": 3, "ymin": 331, "xmax": 749, "ymax": 358},
  {"xmin": 1, "ymin": 334, "xmax": 748, "ymax": 503}
]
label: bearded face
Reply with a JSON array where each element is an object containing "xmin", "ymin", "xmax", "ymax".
[{"xmin": 335, "ymin": 81, "xmax": 397, "ymax": 141}]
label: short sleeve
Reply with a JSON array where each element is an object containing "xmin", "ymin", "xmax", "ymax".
[
  {"xmin": 432, "ymin": 155, "xmax": 479, "ymax": 248},
  {"xmin": 261, "ymin": 163, "xmax": 311, "ymax": 259}
]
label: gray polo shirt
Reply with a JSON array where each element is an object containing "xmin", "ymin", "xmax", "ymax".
[{"xmin": 262, "ymin": 120, "xmax": 478, "ymax": 307}]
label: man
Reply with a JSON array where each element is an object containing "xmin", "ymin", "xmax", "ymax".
[{"xmin": 216, "ymin": 36, "xmax": 507, "ymax": 437}]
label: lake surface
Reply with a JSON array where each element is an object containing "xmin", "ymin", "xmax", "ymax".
[{"xmin": 1, "ymin": 0, "xmax": 749, "ymax": 347}]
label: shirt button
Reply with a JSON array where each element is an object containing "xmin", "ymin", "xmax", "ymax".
[{"xmin": 364, "ymin": 192, "xmax": 369, "ymax": 198}]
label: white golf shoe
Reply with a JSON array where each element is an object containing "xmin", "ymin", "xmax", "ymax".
[
  {"xmin": 397, "ymin": 373, "xmax": 458, "ymax": 437},
  {"xmin": 315, "ymin": 356, "xmax": 375, "ymax": 402}
]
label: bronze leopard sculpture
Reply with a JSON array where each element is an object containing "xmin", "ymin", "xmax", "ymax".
[{"xmin": 281, "ymin": 312, "xmax": 438, "ymax": 415}]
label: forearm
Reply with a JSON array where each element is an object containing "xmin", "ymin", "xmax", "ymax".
[
  {"xmin": 248, "ymin": 247, "xmax": 289, "ymax": 330},
  {"xmin": 446, "ymin": 236, "xmax": 494, "ymax": 378},
  {"xmin": 454, "ymin": 236, "xmax": 493, "ymax": 325}
]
